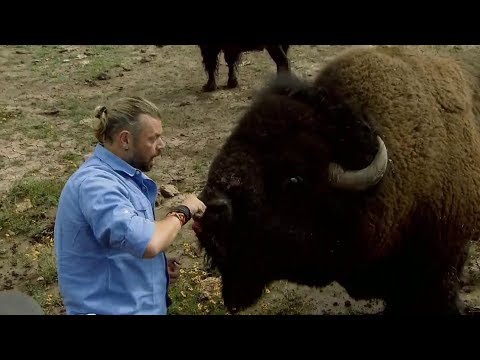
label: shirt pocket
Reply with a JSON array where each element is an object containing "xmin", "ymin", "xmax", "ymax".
[
  {"xmin": 130, "ymin": 200, "xmax": 148, "ymax": 219},
  {"xmin": 129, "ymin": 192, "xmax": 152, "ymax": 220},
  {"xmin": 133, "ymin": 206, "xmax": 148, "ymax": 219}
]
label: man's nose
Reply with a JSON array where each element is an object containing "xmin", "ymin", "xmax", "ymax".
[{"xmin": 157, "ymin": 137, "xmax": 166, "ymax": 150}]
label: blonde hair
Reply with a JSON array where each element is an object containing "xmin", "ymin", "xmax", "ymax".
[{"xmin": 93, "ymin": 97, "xmax": 162, "ymax": 144}]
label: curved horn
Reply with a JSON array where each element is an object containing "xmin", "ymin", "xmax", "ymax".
[{"xmin": 328, "ymin": 136, "xmax": 388, "ymax": 191}]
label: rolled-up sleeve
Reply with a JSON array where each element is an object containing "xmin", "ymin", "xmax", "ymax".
[{"xmin": 78, "ymin": 175, "xmax": 155, "ymax": 258}]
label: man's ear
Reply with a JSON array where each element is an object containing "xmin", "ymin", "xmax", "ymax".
[{"xmin": 118, "ymin": 130, "xmax": 131, "ymax": 150}]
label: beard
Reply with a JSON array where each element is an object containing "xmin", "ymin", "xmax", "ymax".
[
  {"xmin": 127, "ymin": 150, "xmax": 155, "ymax": 172},
  {"xmin": 133, "ymin": 158, "xmax": 154, "ymax": 172}
]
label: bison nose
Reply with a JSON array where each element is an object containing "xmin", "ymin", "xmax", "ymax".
[{"xmin": 205, "ymin": 196, "xmax": 233, "ymax": 224}]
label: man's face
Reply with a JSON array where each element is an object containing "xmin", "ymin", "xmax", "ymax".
[{"xmin": 129, "ymin": 114, "xmax": 165, "ymax": 172}]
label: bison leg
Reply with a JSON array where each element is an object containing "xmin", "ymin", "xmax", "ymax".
[
  {"xmin": 221, "ymin": 268, "xmax": 266, "ymax": 313},
  {"xmin": 265, "ymin": 45, "xmax": 290, "ymax": 73},
  {"xmin": 199, "ymin": 45, "xmax": 221, "ymax": 92},
  {"xmin": 383, "ymin": 282, "xmax": 463, "ymax": 315},
  {"xmin": 224, "ymin": 49, "xmax": 241, "ymax": 89},
  {"xmin": 383, "ymin": 258, "xmax": 466, "ymax": 315}
]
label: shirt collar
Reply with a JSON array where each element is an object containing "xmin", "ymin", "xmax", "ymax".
[{"xmin": 93, "ymin": 143, "xmax": 138, "ymax": 177}]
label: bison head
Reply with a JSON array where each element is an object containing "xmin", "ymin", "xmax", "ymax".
[{"xmin": 193, "ymin": 73, "xmax": 388, "ymax": 312}]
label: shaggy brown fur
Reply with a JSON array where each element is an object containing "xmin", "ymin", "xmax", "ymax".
[
  {"xmin": 198, "ymin": 45, "xmax": 290, "ymax": 92},
  {"xmin": 194, "ymin": 46, "xmax": 480, "ymax": 314}
]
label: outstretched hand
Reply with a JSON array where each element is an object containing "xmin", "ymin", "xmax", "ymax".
[{"xmin": 182, "ymin": 194, "xmax": 206, "ymax": 220}]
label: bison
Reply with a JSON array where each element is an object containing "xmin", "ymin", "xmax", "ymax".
[
  {"xmin": 192, "ymin": 45, "xmax": 480, "ymax": 315},
  {"xmin": 198, "ymin": 45, "xmax": 290, "ymax": 92}
]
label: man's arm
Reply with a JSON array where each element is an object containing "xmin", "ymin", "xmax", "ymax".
[
  {"xmin": 143, "ymin": 216, "xmax": 182, "ymax": 258},
  {"xmin": 78, "ymin": 175, "xmax": 206, "ymax": 259},
  {"xmin": 78, "ymin": 174, "xmax": 155, "ymax": 258}
]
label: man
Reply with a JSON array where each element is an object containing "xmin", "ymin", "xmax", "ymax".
[{"xmin": 54, "ymin": 97, "xmax": 206, "ymax": 315}]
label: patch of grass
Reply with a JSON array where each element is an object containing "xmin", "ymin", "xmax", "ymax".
[
  {"xmin": 19, "ymin": 239, "xmax": 64, "ymax": 314},
  {"xmin": 0, "ymin": 105, "xmax": 22, "ymax": 138},
  {"xmin": 61, "ymin": 97, "xmax": 90, "ymax": 124},
  {"xmin": 52, "ymin": 96, "xmax": 99, "ymax": 147},
  {"xmin": 76, "ymin": 46, "xmax": 129, "ymax": 80},
  {"xmin": 192, "ymin": 160, "xmax": 211, "ymax": 176},
  {"xmin": 25, "ymin": 119, "xmax": 60, "ymax": 141},
  {"xmin": 24, "ymin": 282, "xmax": 64, "ymax": 315},
  {"xmin": 0, "ymin": 107, "xmax": 59, "ymax": 141},
  {"xmin": 31, "ymin": 46, "xmax": 66, "ymax": 80},
  {"xmin": 0, "ymin": 176, "xmax": 65, "ymax": 237},
  {"xmin": 62, "ymin": 151, "xmax": 83, "ymax": 163},
  {"xmin": 168, "ymin": 261, "xmax": 226, "ymax": 315},
  {"xmin": 240, "ymin": 282, "xmax": 315, "ymax": 315},
  {"xmin": 31, "ymin": 45, "xmax": 132, "ymax": 84},
  {"xmin": 37, "ymin": 241, "xmax": 58, "ymax": 285},
  {"xmin": 61, "ymin": 152, "xmax": 85, "ymax": 173}
]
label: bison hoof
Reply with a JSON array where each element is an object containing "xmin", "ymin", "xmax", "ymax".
[
  {"xmin": 202, "ymin": 82, "xmax": 217, "ymax": 92},
  {"xmin": 227, "ymin": 78, "xmax": 238, "ymax": 89}
]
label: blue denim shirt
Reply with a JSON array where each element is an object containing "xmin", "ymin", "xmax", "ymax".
[{"xmin": 54, "ymin": 144, "xmax": 169, "ymax": 315}]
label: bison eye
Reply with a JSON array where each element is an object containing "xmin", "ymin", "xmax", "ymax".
[
  {"xmin": 282, "ymin": 176, "xmax": 305, "ymax": 192},
  {"xmin": 288, "ymin": 176, "xmax": 304, "ymax": 185}
]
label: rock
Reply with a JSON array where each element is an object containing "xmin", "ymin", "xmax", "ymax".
[
  {"xmin": 159, "ymin": 184, "xmax": 180, "ymax": 198},
  {"xmin": 44, "ymin": 109, "xmax": 60, "ymax": 115},
  {"xmin": 85, "ymin": 79, "xmax": 98, "ymax": 87},
  {"xmin": 96, "ymin": 72, "xmax": 111, "ymax": 81},
  {"xmin": 15, "ymin": 199, "xmax": 33, "ymax": 213}
]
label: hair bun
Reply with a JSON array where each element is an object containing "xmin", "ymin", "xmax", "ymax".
[{"xmin": 94, "ymin": 105, "xmax": 107, "ymax": 119}]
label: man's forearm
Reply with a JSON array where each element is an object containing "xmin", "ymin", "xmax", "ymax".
[{"xmin": 143, "ymin": 216, "xmax": 182, "ymax": 258}]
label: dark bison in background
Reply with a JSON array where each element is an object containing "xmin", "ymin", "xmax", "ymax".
[
  {"xmin": 192, "ymin": 45, "xmax": 480, "ymax": 314},
  {"xmin": 198, "ymin": 45, "xmax": 290, "ymax": 92}
]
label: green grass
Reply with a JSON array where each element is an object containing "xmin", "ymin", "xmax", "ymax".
[
  {"xmin": 31, "ymin": 45, "xmax": 131, "ymax": 83},
  {"xmin": 36, "ymin": 243, "xmax": 58, "ymax": 285},
  {"xmin": 18, "ymin": 236, "xmax": 63, "ymax": 314},
  {"xmin": 24, "ymin": 119, "xmax": 60, "ymax": 141},
  {"xmin": 24, "ymin": 281, "xmax": 63, "ymax": 315},
  {"xmin": 0, "ymin": 106, "xmax": 59, "ymax": 141},
  {"xmin": 0, "ymin": 105, "xmax": 21, "ymax": 138},
  {"xmin": 0, "ymin": 176, "xmax": 65, "ymax": 237},
  {"xmin": 193, "ymin": 160, "xmax": 209, "ymax": 174},
  {"xmin": 168, "ymin": 262, "xmax": 227, "ymax": 315},
  {"xmin": 247, "ymin": 288, "xmax": 314, "ymax": 315}
]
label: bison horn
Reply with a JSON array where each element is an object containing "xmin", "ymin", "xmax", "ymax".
[{"xmin": 328, "ymin": 136, "xmax": 388, "ymax": 191}]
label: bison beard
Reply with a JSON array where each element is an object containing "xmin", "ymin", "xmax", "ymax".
[{"xmin": 194, "ymin": 45, "xmax": 480, "ymax": 315}]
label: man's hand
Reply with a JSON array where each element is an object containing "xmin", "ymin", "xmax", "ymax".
[
  {"xmin": 182, "ymin": 194, "xmax": 206, "ymax": 219},
  {"xmin": 167, "ymin": 258, "xmax": 181, "ymax": 284}
]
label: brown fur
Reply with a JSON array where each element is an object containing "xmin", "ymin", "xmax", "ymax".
[{"xmin": 195, "ymin": 46, "xmax": 480, "ymax": 314}]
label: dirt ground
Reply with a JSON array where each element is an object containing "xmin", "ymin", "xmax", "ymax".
[{"xmin": 0, "ymin": 45, "xmax": 479, "ymax": 315}]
